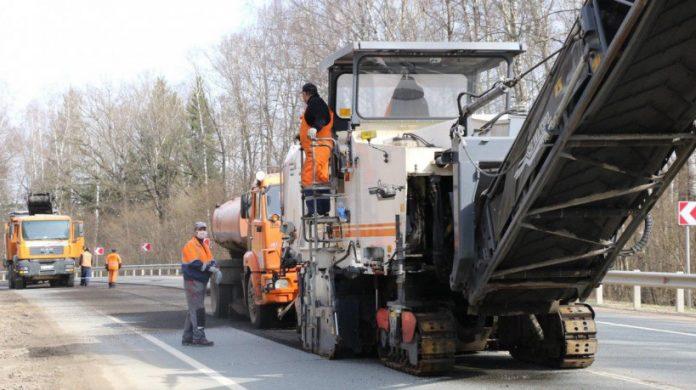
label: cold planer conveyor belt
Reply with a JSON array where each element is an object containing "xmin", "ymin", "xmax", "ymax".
[{"xmin": 456, "ymin": 0, "xmax": 696, "ymax": 312}]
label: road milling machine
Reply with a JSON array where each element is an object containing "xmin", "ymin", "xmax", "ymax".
[{"xmin": 277, "ymin": 0, "xmax": 696, "ymax": 375}]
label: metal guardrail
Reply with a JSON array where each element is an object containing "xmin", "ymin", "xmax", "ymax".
[
  {"xmin": 0, "ymin": 263, "xmax": 181, "ymax": 281},
  {"xmin": 598, "ymin": 270, "xmax": 695, "ymax": 313},
  {"xmin": 1, "ymin": 264, "xmax": 693, "ymax": 313}
]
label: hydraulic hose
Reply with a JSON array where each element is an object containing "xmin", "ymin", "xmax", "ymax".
[{"xmin": 619, "ymin": 213, "xmax": 653, "ymax": 257}]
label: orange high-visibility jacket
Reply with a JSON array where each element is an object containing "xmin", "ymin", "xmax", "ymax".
[
  {"xmin": 299, "ymin": 111, "xmax": 334, "ymax": 187},
  {"xmin": 181, "ymin": 237, "xmax": 215, "ymax": 283},
  {"xmin": 106, "ymin": 253, "xmax": 122, "ymax": 271}
]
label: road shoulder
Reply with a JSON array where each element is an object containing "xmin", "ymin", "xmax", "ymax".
[{"xmin": 0, "ymin": 289, "xmax": 110, "ymax": 390}]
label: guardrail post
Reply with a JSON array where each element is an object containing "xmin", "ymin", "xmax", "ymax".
[
  {"xmin": 1, "ymin": 272, "xmax": 5, "ymax": 282},
  {"xmin": 158, "ymin": 268, "xmax": 162, "ymax": 276},
  {"xmin": 677, "ymin": 271, "xmax": 685, "ymax": 313},
  {"xmin": 140, "ymin": 269, "xmax": 144, "ymax": 276},
  {"xmin": 633, "ymin": 269, "xmax": 642, "ymax": 310},
  {"xmin": 175, "ymin": 268, "xmax": 179, "ymax": 276},
  {"xmin": 596, "ymin": 285, "xmax": 604, "ymax": 305}
]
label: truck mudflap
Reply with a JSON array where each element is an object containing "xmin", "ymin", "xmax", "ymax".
[{"xmin": 499, "ymin": 303, "xmax": 597, "ymax": 368}]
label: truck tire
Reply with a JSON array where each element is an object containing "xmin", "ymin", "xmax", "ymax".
[
  {"xmin": 49, "ymin": 280, "xmax": 59, "ymax": 287},
  {"xmin": 246, "ymin": 276, "xmax": 277, "ymax": 328},
  {"xmin": 14, "ymin": 274, "xmax": 26, "ymax": 289},
  {"xmin": 65, "ymin": 274, "xmax": 75, "ymax": 287},
  {"xmin": 8, "ymin": 269, "xmax": 15, "ymax": 289},
  {"xmin": 211, "ymin": 282, "xmax": 233, "ymax": 318}
]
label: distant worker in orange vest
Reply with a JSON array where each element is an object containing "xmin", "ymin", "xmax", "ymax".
[
  {"xmin": 299, "ymin": 82, "xmax": 334, "ymax": 216},
  {"xmin": 105, "ymin": 249, "xmax": 122, "ymax": 288},
  {"xmin": 181, "ymin": 221, "xmax": 221, "ymax": 347},
  {"xmin": 79, "ymin": 247, "xmax": 93, "ymax": 287}
]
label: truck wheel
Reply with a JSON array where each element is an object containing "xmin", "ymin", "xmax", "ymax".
[
  {"xmin": 246, "ymin": 277, "xmax": 277, "ymax": 328},
  {"xmin": 49, "ymin": 280, "xmax": 59, "ymax": 287},
  {"xmin": 8, "ymin": 269, "xmax": 15, "ymax": 289},
  {"xmin": 65, "ymin": 274, "xmax": 75, "ymax": 287},
  {"xmin": 14, "ymin": 275, "xmax": 26, "ymax": 289},
  {"xmin": 211, "ymin": 282, "xmax": 232, "ymax": 318}
]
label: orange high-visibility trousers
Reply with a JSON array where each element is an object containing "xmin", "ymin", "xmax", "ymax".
[
  {"xmin": 299, "ymin": 112, "xmax": 334, "ymax": 187},
  {"xmin": 108, "ymin": 269, "xmax": 118, "ymax": 284}
]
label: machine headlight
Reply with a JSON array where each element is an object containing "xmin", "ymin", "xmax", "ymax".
[{"xmin": 274, "ymin": 278, "xmax": 290, "ymax": 289}]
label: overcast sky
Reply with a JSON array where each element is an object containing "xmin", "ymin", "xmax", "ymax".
[{"xmin": 0, "ymin": 0, "xmax": 252, "ymax": 114}]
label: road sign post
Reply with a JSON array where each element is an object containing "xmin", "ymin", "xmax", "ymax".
[
  {"xmin": 688, "ymin": 226, "xmax": 692, "ymax": 308},
  {"xmin": 678, "ymin": 201, "xmax": 694, "ymax": 308}
]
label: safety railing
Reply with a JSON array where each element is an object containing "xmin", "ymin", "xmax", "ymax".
[
  {"xmin": 2, "ymin": 265, "xmax": 694, "ymax": 313},
  {"xmin": 0, "ymin": 263, "xmax": 181, "ymax": 281},
  {"xmin": 596, "ymin": 270, "xmax": 696, "ymax": 313}
]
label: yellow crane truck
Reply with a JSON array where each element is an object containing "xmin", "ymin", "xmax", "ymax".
[{"xmin": 3, "ymin": 193, "xmax": 84, "ymax": 289}]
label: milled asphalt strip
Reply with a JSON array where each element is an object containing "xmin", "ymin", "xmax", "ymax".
[
  {"xmin": 103, "ymin": 313, "xmax": 245, "ymax": 389},
  {"xmin": 597, "ymin": 321, "xmax": 696, "ymax": 338}
]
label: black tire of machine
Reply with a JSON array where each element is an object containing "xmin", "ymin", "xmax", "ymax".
[
  {"xmin": 211, "ymin": 282, "xmax": 233, "ymax": 318},
  {"xmin": 65, "ymin": 273, "xmax": 75, "ymax": 287},
  {"xmin": 246, "ymin": 275, "xmax": 277, "ymax": 329},
  {"xmin": 13, "ymin": 271, "xmax": 25, "ymax": 289},
  {"xmin": 8, "ymin": 269, "xmax": 15, "ymax": 289},
  {"xmin": 211, "ymin": 258, "xmax": 245, "ymax": 319}
]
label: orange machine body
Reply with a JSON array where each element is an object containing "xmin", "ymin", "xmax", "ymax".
[{"xmin": 212, "ymin": 173, "xmax": 298, "ymax": 306}]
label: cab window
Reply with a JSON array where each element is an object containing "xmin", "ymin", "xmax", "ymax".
[
  {"xmin": 254, "ymin": 192, "xmax": 262, "ymax": 221},
  {"xmin": 265, "ymin": 185, "xmax": 281, "ymax": 219}
]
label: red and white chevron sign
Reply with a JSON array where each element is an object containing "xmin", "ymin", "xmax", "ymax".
[{"xmin": 678, "ymin": 201, "xmax": 696, "ymax": 225}]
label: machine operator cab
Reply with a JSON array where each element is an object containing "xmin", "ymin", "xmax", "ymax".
[
  {"xmin": 321, "ymin": 41, "xmax": 526, "ymax": 147},
  {"xmin": 283, "ymin": 42, "xmax": 526, "ymax": 257}
]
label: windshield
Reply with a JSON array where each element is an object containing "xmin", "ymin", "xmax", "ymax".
[
  {"xmin": 22, "ymin": 220, "xmax": 70, "ymax": 240},
  {"xmin": 266, "ymin": 185, "xmax": 281, "ymax": 218},
  {"xmin": 350, "ymin": 55, "xmax": 508, "ymax": 119}
]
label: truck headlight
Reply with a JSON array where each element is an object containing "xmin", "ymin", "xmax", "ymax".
[{"xmin": 274, "ymin": 278, "xmax": 290, "ymax": 289}]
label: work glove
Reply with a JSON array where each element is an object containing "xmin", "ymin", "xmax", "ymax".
[
  {"xmin": 208, "ymin": 265, "xmax": 219, "ymax": 274},
  {"xmin": 213, "ymin": 268, "xmax": 223, "ymax": 285},
  {"xmin": 308, "ymin": 127, "xmax": 317, "ymax": 140},
  {"xmin": 199, "ymin": 262, "xmax": 207, "ymax": 272}
]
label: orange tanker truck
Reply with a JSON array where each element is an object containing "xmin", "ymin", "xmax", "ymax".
[{"xmin": 210, "ymin": 172, "xmax": 299, "ymax": 328}]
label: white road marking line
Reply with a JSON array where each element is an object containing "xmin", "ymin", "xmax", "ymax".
[
  {"xmin": 586, "ymin": 369, "xmax": 682, "ymax": 390},
  {"xmin": 104, "ymin": 314, "xmax": 245, "ymax": 389},
  {"xmin": 597, "ymin": 321, "xmax": 696, "ymax": 338}
]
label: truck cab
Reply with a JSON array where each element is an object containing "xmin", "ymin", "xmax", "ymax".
[
  {"xmin": 4, "ymin": 212, "xmax": 84, "ymax": 289},
  {"xmin": 211, "ymin": 172, "xmax": 299, "ymax": 328},
  {"xmin": 243, "ymin": 172, "xmax": 299, "ymax": 327}
]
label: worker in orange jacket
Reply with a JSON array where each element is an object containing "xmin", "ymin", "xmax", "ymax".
[
  {"xmin": 299, "ymin": 83, "xmax": 334, "ymax": 216},
  {"xmin": 181, "ymin": 221, "xmax": 221, "ymax": 347},
  {"xmin": 105, "ymin": 249, "xmax": 122, "ymax": 288}
]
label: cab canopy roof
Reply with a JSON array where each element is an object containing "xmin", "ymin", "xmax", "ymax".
[{"xmin": 319, "ymin": 41, "xmax": 525, "ymax": 70}]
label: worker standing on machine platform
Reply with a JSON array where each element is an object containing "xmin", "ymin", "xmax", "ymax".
[
  {"xmin": 181, "ymin": 221, "xmax": 221, "ymax": 347},
  {"xmin": 79, "ymin": 247, "xmax": 93, "ymax": 287},
  {"xmin": 299, "ymin": 82, "xmax": 334, "ymax": 216},
  {"xmin": 105, "ymin": 249, "xmax": 122, "ymax": 288}
]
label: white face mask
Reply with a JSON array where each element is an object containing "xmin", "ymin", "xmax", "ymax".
[{"xmin": 196, "ymin": 230, "xmax": 208, "ymax": 240}]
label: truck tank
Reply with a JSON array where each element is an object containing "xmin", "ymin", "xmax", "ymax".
[{"xmin": 211, "ymin": 197, "xmax": 248, "ymax": 257}]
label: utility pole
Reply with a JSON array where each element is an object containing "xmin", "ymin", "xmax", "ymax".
[{"xmin": 94, "ymin": 183, "xmax": 100, "ymax": 268}]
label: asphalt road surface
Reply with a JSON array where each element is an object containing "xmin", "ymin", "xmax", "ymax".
[{"xmin": 2, "ymin": 277, "xmax": 695, "ymax": 389}]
